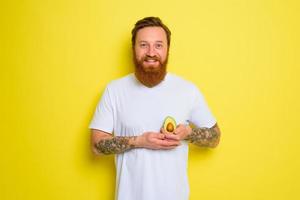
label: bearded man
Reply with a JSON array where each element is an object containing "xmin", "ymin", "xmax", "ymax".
[{"xmin": 89, "ymin": 17, "xmax": 221, "ymax": 200}]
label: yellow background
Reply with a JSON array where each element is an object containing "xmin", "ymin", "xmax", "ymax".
[{"xmin": 1, "ymin": 0, "xmax": 299, "ymax": 199}]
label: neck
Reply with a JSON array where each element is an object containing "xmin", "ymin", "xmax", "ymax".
[{"xmin": 134, "ymin": 71, "xmax": 167, "ymax": 88}]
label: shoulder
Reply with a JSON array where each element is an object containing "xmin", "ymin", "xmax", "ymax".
[
  {"xmin": 106, "ymin": 73, "xmax": 135, "ymax": 90},
  {"xmin": 167, "ymin": 73, "xmax": 199, "ymax": 91}
]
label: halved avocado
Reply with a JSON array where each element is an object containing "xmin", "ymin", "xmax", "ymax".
[{"xmin": 163, "ymin": 116, "xmax": 177, "ymax": 134}]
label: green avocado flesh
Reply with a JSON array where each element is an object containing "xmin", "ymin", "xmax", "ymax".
[{"xmin": 163, "ymin": 116, "xmax": 177, "ymax": 133}]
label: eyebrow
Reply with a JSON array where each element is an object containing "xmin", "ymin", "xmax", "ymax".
[{"xmin": 138, "ymin": 40, "xmax": 164, "ymax": 43}]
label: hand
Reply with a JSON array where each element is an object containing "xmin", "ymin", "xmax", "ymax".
[
  {"xmin": 136, "ymin": 131, "xmax": 181, "ymax": 150},
  {"xmin": 161, "ymin": 124, "xmax": 192, "ymax": 141}
]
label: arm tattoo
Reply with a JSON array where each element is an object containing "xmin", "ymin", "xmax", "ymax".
[
  {"xmin": 95, "ymin": 136, "xmax": 137, "ymax": 155},
  {"xmin": 185, "ymin": 125, "xmax": 220, "ymax": 148}
]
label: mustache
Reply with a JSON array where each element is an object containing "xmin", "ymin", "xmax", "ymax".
[{"xmin": 143, "ymin": 55, "xmax": 160, "ymax": 61}]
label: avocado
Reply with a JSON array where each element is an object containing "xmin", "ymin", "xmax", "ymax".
[{"xmin": 163, "ymin": 116, "xmax": 177, "ymax": 134}]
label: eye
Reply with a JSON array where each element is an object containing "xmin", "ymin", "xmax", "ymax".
[
  {"xmin": 139, "ymin": 43, "xmax": 148, "ymax": 48},
  {"xmin": 155, "ymin": 43, "xmax": 163, "ymax": 49}
]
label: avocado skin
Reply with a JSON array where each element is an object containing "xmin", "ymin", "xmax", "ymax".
[{"xmin": 163, "ymin": 116, "xmax": 177, "ymax": 134}]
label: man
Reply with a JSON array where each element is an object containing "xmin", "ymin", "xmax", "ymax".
[{"xmin": 89, "ymin": 17, "xmax": 221, "ymax": 200}]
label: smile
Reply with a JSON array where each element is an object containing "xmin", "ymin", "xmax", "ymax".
[{"xmin": 145, "ymin": 59, "xmax": 157, "ymax": 62}]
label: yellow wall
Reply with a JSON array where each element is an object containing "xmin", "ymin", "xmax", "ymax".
[{"xmin": 1, "ymin": 0, "xmax": 299, "ymax": 199}]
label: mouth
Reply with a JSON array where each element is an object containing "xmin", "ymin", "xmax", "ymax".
[
  {"xmin": 145, "ymin": 59, "xmax": 158, "ymax": 63},
  {"xmin": 144, "ymin": 57, "xmax": 159, "ymax": 64}
]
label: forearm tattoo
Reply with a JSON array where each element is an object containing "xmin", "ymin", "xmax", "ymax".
[
  {"xmin": 95, "ymin": 136, "xmax": 137, "ymax": 155},
  {"xmin": 185, "ymin": 125, "xmax": 220, "ymax": 148}
]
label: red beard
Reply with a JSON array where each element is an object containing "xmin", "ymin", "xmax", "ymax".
[{"xmin": 133, "ymin": 53, "xmax": 168, "ymax": 88}]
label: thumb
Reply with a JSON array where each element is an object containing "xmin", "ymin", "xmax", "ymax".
[
  {"xmin": 156, "ymin": 133, "xmax": 166, "ymax": 139},
  {"xmin": 160, "ymin": 127, "xmax": 167, "ymax": 134}
]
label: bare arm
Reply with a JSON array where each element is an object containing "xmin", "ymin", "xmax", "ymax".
[
  {"xmin": 163, "ymin": 123, "xmax": 221, "ymax": 148},
  {"xmin": 185, "ymin": 123, "xmax": 221, "ymax": 148},
  {"xmin": 91, "ymin": 129, "xmax": 138, "ymax": 155},
  {"xmin": 91, "ymin": 129, "xmax": 180, "ymax": 156}
]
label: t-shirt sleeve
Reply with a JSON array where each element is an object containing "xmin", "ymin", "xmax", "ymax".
[
  {"xmin": 89, "ymin": 86, "xmax": 114, "ymax": 134},
  {"xmin": 189, "ymin": 86, "xmax": 216, "ymax": 128}
]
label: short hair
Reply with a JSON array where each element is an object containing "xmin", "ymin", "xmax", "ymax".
[{"xmin": 131, "ymin": 17, "xmax": 171, "ymax": 48}]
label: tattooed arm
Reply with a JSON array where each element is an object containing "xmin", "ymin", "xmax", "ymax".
[
  {"xmin": 91, "ymin": 129, "xmax": 137, "ymax": 155},
  {"xmin": 163, "ymin": 123, "xmax": 221, "ymax": 148},
  {"xmin": 91, "ymin": 129, "xmax": 180, "ymax": 156},
  {"xmin": 185, "ymin": 123, "xmax": 221, "ymax": 148}
]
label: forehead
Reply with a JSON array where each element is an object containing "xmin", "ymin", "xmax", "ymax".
[{"xmin": 136, "ymin": 26, "xmax": 167, "ymax": 43}]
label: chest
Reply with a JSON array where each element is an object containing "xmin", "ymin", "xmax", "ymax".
[{"xmin": 115, "ymin": 88, "xmax": 192, "ymax": 133}]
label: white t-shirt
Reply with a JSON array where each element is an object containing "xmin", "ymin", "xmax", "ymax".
[{"xmin": 89, "ymin": 73, "xmax": 216, "ymax": 200}]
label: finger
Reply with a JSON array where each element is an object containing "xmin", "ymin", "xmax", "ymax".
[
  {"xmin": 174, "ymin": 124, "xmax": 185, "ymax": 134},
  {"xmin": 155, "ymin": 133, "xmax": 166, "ymax": 139},
  {"xmin": 164, "ymin": 134, "xmax": 180, "ymax": 141},
  {"xmin": 155, "ymin": 143, "xmax": 180, "ymax": 149},
  {"xmin": 174, "ymin": 128, "xmax": 180, "ymax": 135},
  {"xmin": 175, "ymin": 124, "xmax": 184, "ymax": 129},
  {"xmin": 157, "ymin": 140, "xmax": 179, "ymax": 147},
  {"xmin": 160, "ymin": 127, "xmax": 168, "ymax": 134},
  {"xmin": 158, "ymin": 139, "xmax": 180, "ymax": 147}
]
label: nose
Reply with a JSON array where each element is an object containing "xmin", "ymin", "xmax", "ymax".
[{"xmin": 146, "ymin": 45, "xmax": 156, "ymax": 56}]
